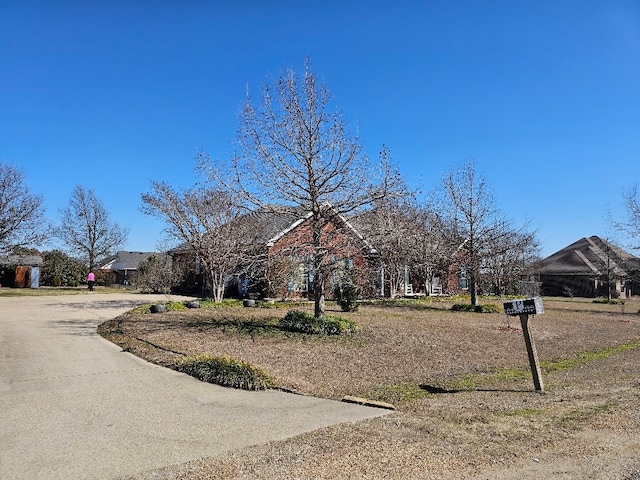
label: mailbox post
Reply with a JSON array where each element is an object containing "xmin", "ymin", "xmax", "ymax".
[{"xmin": 503, "ymin": 297, "xmax": 545, "ymax": 392}]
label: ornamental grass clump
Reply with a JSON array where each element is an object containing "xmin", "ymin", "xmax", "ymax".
[
  {"xmin": 175, "ymin": 355, "xmax": 274, "ymax": 390},
  {"xmin": 279, "ymin": 310, "xmax": 358, "ymax": 335}
]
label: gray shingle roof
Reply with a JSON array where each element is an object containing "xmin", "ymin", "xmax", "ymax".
[
  {"xmin": 239, "ymin": 206, "xmax": 306, "ymax": 245},
  {"xmin": 532, "ymin": 236, "xmax": 640, "ymax": 276},
  {"xmin": 167, "ymin": 204, "xmax": 376, "ymax": 254},
  {"xmin": 168, "ymin": 206, "xmax": 306, "ymax": 254},
  {"xmin": 100, "ymin": 251, "xmax": 164, "ymax": 271},
  {"xmin": 0, "ymin": 255, "xmax": 43, "ymax": 267}
]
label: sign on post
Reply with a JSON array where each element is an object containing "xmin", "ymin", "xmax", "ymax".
[
  {"xmin": 503, "ymin": 297, "xmax": 544, "ymax": 316},
  {"xmin": 503, "ymin": 297, "xmax": 545, "ymax": 392}
]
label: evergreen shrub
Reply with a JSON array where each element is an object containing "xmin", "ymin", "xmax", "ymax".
[
  {"xmin": 593, "ymin": 297, "xmax": 625, "ymax": 305},
  {"xmin": 280, "ymin": 310, "xmax": 358, "ymax": 335},
  {"xmin": 451, "ymin": 303, "xmax": 500, "ymax": 313},
  {"xmin": 334, "ymin": 282, "xmax": 359, "ymax": 312}
]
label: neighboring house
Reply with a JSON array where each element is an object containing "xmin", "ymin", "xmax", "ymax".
[
  {"xmin": 527, "ymin": 236, "xmax": 640, "ymax": 298},
  {"xmin": 169, "ymin": 205, "xmax": 379, "ymax": 299},
  {"xmin": 99, "ymin": 251, "xmax": 167, "ymax": 287},
  {"xmin": 0, "ymin": 255, "xmax": 43, "ymax": 288}
]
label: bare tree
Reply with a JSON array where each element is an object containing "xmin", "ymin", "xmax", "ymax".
[
  {"xmin": 0, "ymin": 163, "xmax": 48, "ymax": 253},
  {"xmin": 57, "ymin": 186, "xmax": 128, "ymax": 270},
  {"xmin": 612, "ymin": 185, "xmax": 640, "ymax": 251},
  {"xmin": 481, "ymin": 226, "xmax": 540, "ymax": 296},
  {"xmin": 411, "ymin": 207, "xmax": 457, "ymax": 295},
  {"xmin": 358, "ymin": 195, "xmax": 447, "ymax": 297},
  {"xmin": 433, "ymin": 160, "xmax": 536, "ymax": 306},
  {"xmin": 136, "ymin": 253, "xmax": 174, "ymax": 294},
  {"xmin": 141, "ymin": 182, "xmax": 258, "ymax": 302},
  {"xmin": 200, "ymin": 62, "xmax": 402, "ymax": 317}
]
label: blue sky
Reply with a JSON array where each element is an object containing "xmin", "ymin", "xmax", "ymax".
[{"xmin": 1, "ymin": 1, "xmax": 639, "ymax": 257}]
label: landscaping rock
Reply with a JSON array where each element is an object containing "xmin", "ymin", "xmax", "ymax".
[{"xmin": 150, "ymin": 304, "xmax": 166, "ymax": 314}]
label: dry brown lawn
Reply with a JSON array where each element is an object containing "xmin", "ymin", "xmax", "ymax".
[{"xmin": 99, "ymin": 297, "xmax": 640, "ymax": 479}]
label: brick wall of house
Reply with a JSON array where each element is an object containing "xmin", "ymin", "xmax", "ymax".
[{"xmin": 266, "ymin": 216, "xmax": 375, "ymax": 298}]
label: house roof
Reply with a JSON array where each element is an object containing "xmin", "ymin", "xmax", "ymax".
[
  {"xmin": 241, "ymin": 206, "xmax": 307, "ymax": 245},
  {"xmin": 168, "ymin": 204, "xmax": 377, "ymax": 255},
  {"xmin": 264, "ymin": 205, "xmax": 377, "ymax": 254},
  {"xmin": 531, "ymin": 236, "xmax": 640, "ymax": 277},
  {"xmin": 100, "ymin": 251, "xmax": 163, "ymax": 271},
  {"xmin": 0, "ymin": 255, "xmax": 43, "ymax": 267}
]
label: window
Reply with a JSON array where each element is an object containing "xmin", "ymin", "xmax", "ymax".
[
  {"xmin": 287, "ymin": 256, "xmax": 314, "ymax": 293},
  {"xmin": 458, "ymin": 265, "xmax": 469, "ymax": 290}
]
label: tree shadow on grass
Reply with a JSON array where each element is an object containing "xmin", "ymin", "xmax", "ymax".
[
  {"xmin": 419, "ymin": 384, "xmax": 535, "ymax": 394},
  {"xmin": 419, "ymin": 384, "xmax": 459, "ymax": 394},
  {"xmin": 62, "ymin": 299, "xmax": 157, "ymax": 310},
  {"xmin": 183, "ymin": 317, "xmax": 287, "ymax": 336},
  {"xmin": 119, "ymin": 314, "xmax": 289, "ymax": 338}
]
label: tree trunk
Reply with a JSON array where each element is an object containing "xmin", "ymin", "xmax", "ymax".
[
  {"xmin": 469, "ymin": 263, "xmax": 479, "ymax": 306},
  {"xmin": 209, "ymin": 268, "xmax": 225, "ymax": 303},
  {"xmin": 314, "ymin": 276, "xmax": 325, "ymax": 318},
  {"xmin": 312, "ymin": 210, "xmax": 325, "ymax": 318}
]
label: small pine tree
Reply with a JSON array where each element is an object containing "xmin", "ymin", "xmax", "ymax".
[{"xmin": 334, "ymin": 281, "xmax": 359, "ymax": 312}]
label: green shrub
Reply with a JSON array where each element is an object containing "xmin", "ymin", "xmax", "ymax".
[
  {"xmin": 451, "ymin": 303, "xmax": 500, "ymax": 313},
  {"xmin": 280, "ymin": 310, "xmax": 358, "ymax": 335},
  {"xmin": 334, "ymin": 282, "xmax": 359, "ymax": 312},
  {"xmin": 322, "ymin": 315, "xmax": 359, "ymax": 335},
  {"xmin": 256, "ymin": 300, "xmax": 294, "ymax": 309},
  {"xmin": 175, "ymin": 355, "xmax": 274, "ymax": 390},
  {"xmin": 198, "ymin": 298, "xmax": 242, "ymax": 308},
  {"xmin": 41, "ymin": 249, "xmax": 86, "ymax": 287},
  {"xmin": 166, "ymin": 301, "xmax": 187, "ymax": 311},
  {"xmin": 477, "ymin": 304, "xmax": 500, "ymax": 313},
  {"xmin": 130, "ymin": 301, "xmax": 186, "ymax": 314},
  {"xmin": 593, "ymin": 297, "xmax": 625, "ymax": 305},
  {"xmin": 130, "ymin": 303, "xmax": 153, "ymax": 314},
  {"xmin": 451, "ymin": 303, "xmax": 474, "ymax": 312}
]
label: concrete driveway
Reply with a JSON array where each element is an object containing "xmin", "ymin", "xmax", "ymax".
[{"xmin": 0, "ymin": 293, "xmax": 388, "ymax": 480}]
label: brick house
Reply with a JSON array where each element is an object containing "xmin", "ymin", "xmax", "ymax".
[
  {"xmin": 264, "ymin": 207, "xmax": 378, "ymax": 299},
  {"xmin": 527, "ymin": 236, "xmax": 640, "ymax": 298},
  {"xmin": 169, "ymin": 205, "xmax": 379, "ymax": 299},
  {"xmin": 99, "ymin": 251, "xmax": 169, "ymax": 287}
]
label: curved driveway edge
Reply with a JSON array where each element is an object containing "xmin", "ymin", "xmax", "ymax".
[{"xmin": 0, "ymin": 294, "xmax": 389, "ymax": 480}]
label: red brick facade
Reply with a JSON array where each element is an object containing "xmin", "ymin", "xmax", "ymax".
[{"xmin": 265, "ymin": 215, "xmax": 376, "ymax": 299}]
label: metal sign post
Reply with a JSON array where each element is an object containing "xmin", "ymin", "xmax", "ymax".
[{"xmin": 503, "ymin": 297, "xmax": 545, "ymax": 392}]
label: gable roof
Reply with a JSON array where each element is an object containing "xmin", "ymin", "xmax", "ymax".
[
  {"xmin": 532, "ymin": 236, "xmax": 640, "ymax": 277},
  {"xmin": 264, "ymin": 204, "xmax": 377, "ymax": 254},
  {"xmin": 240, "ymin": 206, "xmax": 306, "ymax": 246},
  {"xmin": 168, "ymin": 204, "xmax": 377, "ymax": 255},
  {"xmin": 100, "ymin": 251, "xmax": 163, "ymax": 271}
]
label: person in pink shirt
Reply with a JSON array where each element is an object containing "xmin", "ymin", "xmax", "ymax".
[{"xmin": 87, "ymin": 271, "xmax": 95, "ymax": 292}]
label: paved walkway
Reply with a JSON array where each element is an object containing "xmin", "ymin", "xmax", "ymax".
[{"xmin": 0, "ymin": 293, "xmax": 388, "ymax": 480}]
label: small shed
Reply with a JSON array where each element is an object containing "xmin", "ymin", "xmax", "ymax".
[{"xmin": 0, "ymin": 255, "xmax": 43, "ymax": 288}]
